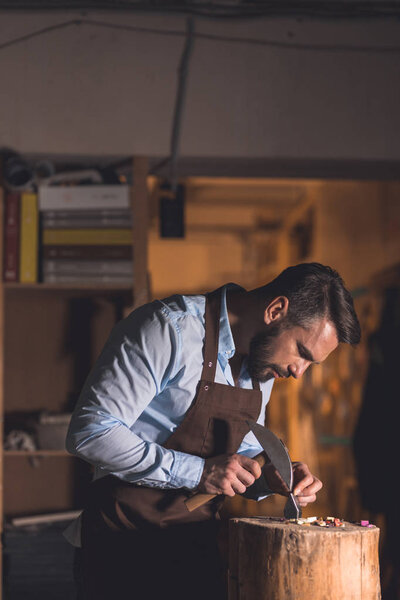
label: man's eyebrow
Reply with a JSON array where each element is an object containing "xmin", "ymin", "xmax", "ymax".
[{"xmin": 296, "ymin": 341, "xmax": 319, "ymax": 364}]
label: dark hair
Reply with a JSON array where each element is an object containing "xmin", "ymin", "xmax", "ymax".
[{"xmin": 263, "ymin": 263, "xmax": 361, "ymax": 345}]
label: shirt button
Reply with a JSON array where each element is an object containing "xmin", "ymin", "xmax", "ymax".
[
  {"xmin": 204, "ymin": 385, "xmax": 209, "ymax": 391},
  {"xmin": 208, "ymin": 361, "xmax": 213, "ymax": 367}
]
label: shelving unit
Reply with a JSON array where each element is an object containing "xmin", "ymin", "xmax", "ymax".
[
  {"xmin": 4, "ymin": 450, "xmax": 70, "ymax": 457},
  {"xmin": 0, "ymin": 156, "xmax": 150, "ymax": 594}
]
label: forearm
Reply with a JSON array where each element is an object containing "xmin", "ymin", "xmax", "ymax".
[{"xmin": 66, "ymin": 415, "xmax": 204, "ymax": 489}]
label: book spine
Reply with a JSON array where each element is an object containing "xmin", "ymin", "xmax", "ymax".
[
  {"xmin": 42, "ymin": 245, "xmax": 133, "ymax": 260},
  {"xmin": 42, "ymin": 217, "xmax": 132, "ymax": 229},
  {"xmin": 43, "ymin": 208, "xmax": 131, "ymax": 217},
  {"xmin": 43, "ymin": 273, "xmax": 133, "ymax": 284},
  {"xmin": 38, "ymin": 185, "xmax": 130, "ymax": 211},
  {"xmin": 19, "ymin": 193, "xmax": 39, "ymax": 283},
  {"xmin": 42, "ymin": 228, "xmax": 132, "ymax": 246},
  {"xmin": 42, "ymin": 259, "xmax": 133, "ymax": 276},
  {"xmin": 3, "ymin": 193, "xmax": 20, "ymax": 282},
  {"xmin": 42, "ymin": 208, "xmax": 132, "ymax": 220}
]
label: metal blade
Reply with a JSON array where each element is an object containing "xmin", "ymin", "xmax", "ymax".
[
  {"xmin": 284, "ymin": 494, "xmax": 301, "ymax": 520},
  {"xmin": 247, "ymin": 420, "xmax": 301, "ymax": 520},
  {"xmin": 247, "ymin": 420, "xmax": 293, "ymax": 490}
]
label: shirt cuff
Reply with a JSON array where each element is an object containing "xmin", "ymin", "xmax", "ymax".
[{"xmin": 169, "ymin": 450, "xmax": 205, "ymax": 489}]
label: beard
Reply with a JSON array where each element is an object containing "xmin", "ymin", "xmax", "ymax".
[{"xmin": 247, "ymin": 320, "xmax": 290, "ymax": 382}]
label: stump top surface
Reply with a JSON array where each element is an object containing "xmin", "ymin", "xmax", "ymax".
[{"xmin": 231, "ymin": 516, "xmax": 378, "ymax": 535}]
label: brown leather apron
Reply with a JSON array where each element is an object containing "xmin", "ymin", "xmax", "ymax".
[{"xmin": 80, "ymin": 287, "xmax": 262, "ymax": 600}]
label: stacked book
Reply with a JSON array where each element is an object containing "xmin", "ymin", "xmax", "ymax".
[
  {"xmin": 3, "ymin": 191, "xmax": 39, "ymax": 283},
  {"xmin": 38, "ymin": 185, "xmax": 133, "ymax": 284}
]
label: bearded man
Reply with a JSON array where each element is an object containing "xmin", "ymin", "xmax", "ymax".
[{"xmin": 66, "ymin": 262, "xmax": 360, "ymax": 600}]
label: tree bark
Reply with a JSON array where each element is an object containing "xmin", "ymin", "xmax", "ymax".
[{"xmin": 229, "ymin": 517, "xmax": 381, "ymax": 600}]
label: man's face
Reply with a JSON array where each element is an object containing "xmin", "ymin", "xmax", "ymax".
[{"xmin": 248, "ymin": 317, "xmax": 339, "ymax": 382}]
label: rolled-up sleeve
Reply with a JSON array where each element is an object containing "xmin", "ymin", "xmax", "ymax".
[{"xmin": 65, "ymin": 303, "xmax": 204, "ymax": 490}]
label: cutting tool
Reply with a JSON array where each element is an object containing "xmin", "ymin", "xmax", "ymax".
[
  {"xmin": 185, "ymin": 421, "xmax": 301, "ymax": 518},
  {"xmin": 246, "ymin": 420, "xmax": 301, "ymax": 520}
]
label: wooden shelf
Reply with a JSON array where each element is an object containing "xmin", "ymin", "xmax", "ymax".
[
  {"xmin": 3, "ymin": 282, "xmax": 132, "ymax": 291},
  {"xmin": 3, "ymin": 450, "xmax": 71, "ymax": 457}
]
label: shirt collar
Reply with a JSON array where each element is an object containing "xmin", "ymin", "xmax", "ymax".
[{"xmin": 218, "ymin": 283, "xmax": 245, "ymax": 366}]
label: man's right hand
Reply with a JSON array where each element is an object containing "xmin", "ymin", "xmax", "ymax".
[{"xmin": 197, "ymin": 454, "xmax": 262, "ymax": 497}]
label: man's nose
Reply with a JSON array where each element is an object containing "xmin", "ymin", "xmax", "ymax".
[{"xmin": 288, "ymin": 361, "xmax": 309, "ymax": 379}]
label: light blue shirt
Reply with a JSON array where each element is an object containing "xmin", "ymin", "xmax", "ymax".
[{"xmin": 66, "ymin": 284, "xmax": 274, "ymax": 490}]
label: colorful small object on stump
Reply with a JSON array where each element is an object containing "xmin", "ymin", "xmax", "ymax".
[{"xmin": 283, "ymin": 516, "xmax": 376, "ymax": 528}]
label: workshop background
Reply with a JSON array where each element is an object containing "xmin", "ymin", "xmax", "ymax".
[{"xmin": 0, "ymin": 3, "xmax": 399, "ymax": 599}]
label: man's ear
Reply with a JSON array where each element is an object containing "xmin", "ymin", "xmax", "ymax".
[{"xmin": 264, "ymin": 296, "xmax": 289, "ymax": 325}]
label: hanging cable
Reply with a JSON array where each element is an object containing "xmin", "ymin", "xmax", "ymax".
[
  {"xmin": 169, "ymin": 17, "xmax": 195, "ymax": 191},
  {"xmin": 156, "ymin": 17, "xmax": 194, "ymax": 238}
]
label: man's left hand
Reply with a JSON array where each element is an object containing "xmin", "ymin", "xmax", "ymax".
[{"xmin": 292, "ymin": 461, "xmax": 322, "ymax": 507}]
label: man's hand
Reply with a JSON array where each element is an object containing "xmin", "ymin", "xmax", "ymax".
[
  {"xmin": 292, "ymin": 462, "xmax": 323, "ymax": 507},
  {"xmin": 262, "ymin": 461, "xmax": 322, "ymax": 507},
  {"xmin": 198, "ymin": 453, "xmax": 262, "ymax": 497}
]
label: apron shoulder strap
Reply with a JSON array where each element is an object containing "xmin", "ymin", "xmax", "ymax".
[
  {"xmin": 201, "ymin": 287, "xmax": 223, "ymax": 382},
  {"xmin": 201, "ymin": 286, "xmax": 261, "ymax": 392}
]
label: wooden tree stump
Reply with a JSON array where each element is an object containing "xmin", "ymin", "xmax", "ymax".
[{"xmin": 228, "ymin": 517, "xmax": 381, "ymax": 600}]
